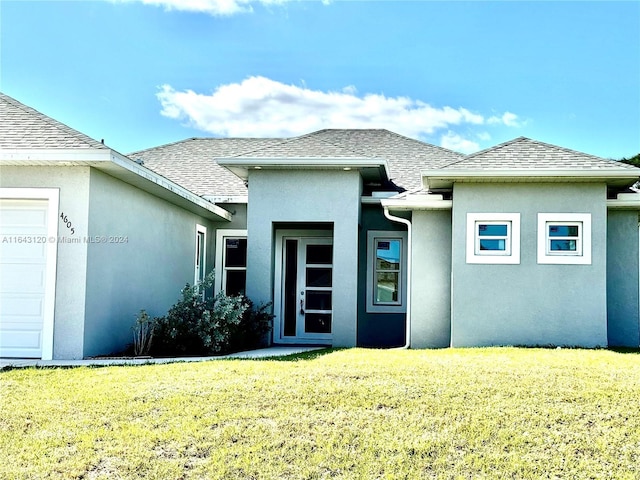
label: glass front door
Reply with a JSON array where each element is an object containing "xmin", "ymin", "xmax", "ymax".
[{"xmin": 280, "ymin": 236, "xmax": 333, "ymax": 342}]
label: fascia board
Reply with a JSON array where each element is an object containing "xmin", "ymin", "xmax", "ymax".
[
  {"xmin": 1, "ymin": 149, "xmax": 232, "ymax": 221},
  {"xmin": 381, "ymin": 197, "xmax": 452, "ymax": 211},
  {"xmin": 0, "ymin": 148, "xmax": 112, "ymax": 163},
  {"xmin": 106, "ymin": 151, "xmax": 233, "ymax": 221},
  {"xmin": 607, "ymin": 193, "xmax": 640, "ymax": 210},
  {"xmin": 217, "ymin": 157, "xmax": 390, "ymax": 182},
  {"xmin": 421, "ymin": 169, "xmax": 640, "ymax": 190}
]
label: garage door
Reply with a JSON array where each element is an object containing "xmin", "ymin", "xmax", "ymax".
[{"xmin": 0, "ymin": 189, "xmax": 58, "ymax": 359}]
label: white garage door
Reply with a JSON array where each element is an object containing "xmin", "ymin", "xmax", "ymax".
[{"xmin": 0, "ymin": 189, "xmax": 58, "ymax": 359}]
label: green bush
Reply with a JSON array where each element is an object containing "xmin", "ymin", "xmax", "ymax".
[{"xmin": 151, "ymin": 272, "xmax": 273, "ymax": 356}]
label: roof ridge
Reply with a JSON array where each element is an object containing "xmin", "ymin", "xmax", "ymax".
[
  {"xmin": 0, "ymin": 92, "xmax": 106, "ymax": 150},
  {"xmin": 229, "ymin": 129, "xmax": 377, "ymax": 158},
  {"xmin": 312, "ymin": 128, "xmax": 465, "ymax": 157},
  {"xmin": 442, "ymin": 137, "xmax": 527, "ymax": 168},
  {"xmin": 129, "ymin": 136, "xmax": 287, "ymax": 157}
]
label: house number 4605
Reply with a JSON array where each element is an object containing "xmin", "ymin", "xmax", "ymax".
[{"xmin": 60, "ymin": 212, "xmax": 75, "ymax": 235}]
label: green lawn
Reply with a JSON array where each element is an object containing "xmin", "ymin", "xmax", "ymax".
[{"xmin": 1, "ymin": 348, "xmax": 640, "ymax": 479}]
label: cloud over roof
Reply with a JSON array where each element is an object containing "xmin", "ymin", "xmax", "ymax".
[{"xmin": 157, "ymin": 76, "xmax": 523, "ymax": 153}]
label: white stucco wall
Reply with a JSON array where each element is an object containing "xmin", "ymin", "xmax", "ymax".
[
  {"xmin": 246, "ymin": 169, "xmax": 362, "ymax": 347},
  {"xmin": 451, "ymin": 182, "xmax": 608, "ymax": 348},
  {"xmin": 410, "ymin": 209, "xmax": 452, "ymax": 348},
  {"xmin": 1, "ymin": 166, "xmax": 90, "ymax": 359},
  {"xmin": 84, "ymin": 169, "xmax": 217, "ymax": 357}
]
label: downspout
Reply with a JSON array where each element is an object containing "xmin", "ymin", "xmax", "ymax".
[{"xmin": 383, "ymin": 206, "xmax": 411, "ymax": 349}]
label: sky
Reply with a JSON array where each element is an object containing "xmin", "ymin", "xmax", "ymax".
[{"xmin": 0, "ymin": 0, "xmax": 638, "ymax": 159}]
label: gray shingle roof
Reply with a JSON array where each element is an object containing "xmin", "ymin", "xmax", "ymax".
[
  {"xmin": 311, "ymin": 129, "xmax": 464, "ymax": 189},
  {"xmin": 0, "ymin": 92, "xmax": 106, "ymax": 150},
  {"xmin": 129, "ymin": 138, "xmax": 284, "ymax": 196},
  {"xmin": 443, "ymin": 137, "xmax": 637, "ymax": 171},
  {"xmin": 131, "ymin": 129, "xmax": 464, "ymax": 196}
]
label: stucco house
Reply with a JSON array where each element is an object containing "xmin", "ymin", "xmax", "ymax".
[{"xmin": 2, "ymin": 92, "xmax": 640, "ymax": 359}]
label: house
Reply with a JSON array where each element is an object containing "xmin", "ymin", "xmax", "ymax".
[
  {"xmin": 0, "ymin": 93, "xmax": 232, "ymax": 359},
  {"xmin": 1, "ymin": 92, "xmax": 639, "ymax": 359}
]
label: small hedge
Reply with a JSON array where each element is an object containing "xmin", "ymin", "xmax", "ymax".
[{"xmin": 135, "ymin": 272, "xmax": 273, "ymax": 357}]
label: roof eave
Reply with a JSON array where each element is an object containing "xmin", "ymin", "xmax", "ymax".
[
  {"xmin": 381, "ymin": 193, "xmax": 452, "ymax": 211},
  {"xmin": 422, "ymin": 169, "xmax": 640, "ymax": 190},
  {"xmin": 217, "ymin": 157, "xmax": 390, "ymax": 184},
  {"xmin": 1, "ymin": 149, "xmax": 232, "ymax": 222}
]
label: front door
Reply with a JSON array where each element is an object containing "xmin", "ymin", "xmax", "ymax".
[{"xmin": 276, "ymin": 235, "xmax": 333, "ymax": 343}]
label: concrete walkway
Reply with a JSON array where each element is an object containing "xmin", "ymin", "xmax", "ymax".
[{"xmin": 0, "ymin": 346, "xmax": 325, "ymax": 370}]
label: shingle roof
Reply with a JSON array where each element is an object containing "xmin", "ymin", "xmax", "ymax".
[
  {"xmin": 0, "ymin": 92, "xmax": 106, "ymax": 150},
  {"xmin": 228, "ymin": 129, "xmax": 464, "ymax": 191},
  {"xmin": 310, "ymin": 129, "xmax": 464, "ymax": 189},
  {"xmin": 443, "ymin": 137, "xmax": 637, "ymax": 171},
  {"xmin": 132, "ymin": 129, "xmax": 464, "ymax": 196},
  {"xmin": 128, "ymin": 138, "xmax": 284, "ymax": 196}
]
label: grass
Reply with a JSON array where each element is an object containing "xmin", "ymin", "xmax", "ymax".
[{"xmin": 1, "ymin": 348, "xmax": 640, "ymax": 479}]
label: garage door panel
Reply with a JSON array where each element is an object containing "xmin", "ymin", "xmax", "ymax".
[
  {"xmin": 1, "ymin": 201, "xmax": 48, "ymax": 228},
  {"xmin": 0, "ymin": 294, "xmax": 44, "ymax": 317},
  {"xmin": 1, "ymin": 241, "xmax": 48, "ymax": 258},
  {"xmin": 0, "ymin": 330, "xmax": 43, "ymax": 358},
  {"xmin": 0, "ymin": 264, "xmax": 46, "ymax": 292}
]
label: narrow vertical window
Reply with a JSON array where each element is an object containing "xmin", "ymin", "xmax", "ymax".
[
  {"xmin": 374, "ymin": 239, "xmax": 402, "ymax": 304},
  {"xmin": 366, "ymin": 230, "xmax": 407, "ymax": 313},
  {"xmin": 195, "ymin": 224, "xmax": 207, "ymax": 289},
  {"xmin": 215, "ymin": 229, "xmax": 248, "ymax": 296},
  {"xmin": 223, "ymin": 237, "xmax": 247, "ymax": 296}
]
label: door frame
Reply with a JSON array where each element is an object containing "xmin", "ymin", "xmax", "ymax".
[
  {"xmin": 0, "ymin": 188, "xmax": 59, "ymax": 360},
  {"xmin": 273, "ymin": 229, "xmax": 333, "ymax": 345}
]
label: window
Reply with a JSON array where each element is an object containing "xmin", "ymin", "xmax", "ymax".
[
  {"xmin": 215, "ymin": 229, "xmax": 248, "ymax": 295},
  {"xmin": 537, "ymin": 213, "xmax": 591, "ymax": 265},
  {"xmin": 466, "ymin": 213, "xmax": 520, "ymax": 264},
  {"xmin": 194, "ymin": 225, "xmax": 207, "ymax": 286},
  {"xmin": 366, "ymin": 230, "xmax": 408, "ymax": 313}
]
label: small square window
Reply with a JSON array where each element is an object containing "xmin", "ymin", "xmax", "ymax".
[
  {"xmin": 476, "ymin": 222, "xmax": 511, "ymax": 255},
  {"xmin": 466, "ymin": 213, "xmax": 520, "ymax": 264},
  {"xmin": 538, "ymin": 214, "xmax": 591, "ymax": 265}
]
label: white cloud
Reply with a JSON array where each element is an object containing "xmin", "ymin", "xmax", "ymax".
[
  {"xmin": 157, "ymin": 76, "xmax": 519, "ymax": 141},
  {"xmin": 113, "ymin": 0, "xmax": 289, "ymax": 16},
  {"xmin": 488, "ymin": 111, "xmax": 523, "ymax": 127},
  {"xmin": 440, "ymin": 131, "xmax": 480, "ymax": 154}
]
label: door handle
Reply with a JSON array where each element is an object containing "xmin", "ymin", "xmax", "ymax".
[{"xmin": 300, "ymin": 298, "xmax": 305, "ymax": 315}]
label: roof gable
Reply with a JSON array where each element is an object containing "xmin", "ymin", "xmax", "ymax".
[{"xmin": 0, "ymin": 92, "xmax": 106, "ymax": 150}]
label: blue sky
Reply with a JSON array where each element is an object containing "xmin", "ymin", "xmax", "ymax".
[{"xmin": 1, "ymin": 0, "xmax": 638, "ymax": 158}]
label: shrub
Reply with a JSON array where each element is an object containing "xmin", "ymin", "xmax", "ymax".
[
  {"xmin": 132, "ymin": 309, "xmax": 154, "ymax": 356},
  {"xmin": 150, "ymin": 272, "xmax": 274, "ymax": 356},
  {"xmin": 229, "ymin": 298, "xmax": 275, "ymax": 352}
]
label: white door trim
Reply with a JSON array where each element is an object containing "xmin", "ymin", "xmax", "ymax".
[
  {"xmin": 273, "ymin": 229, "xmax": 332, "ymax": 344},
  {"xmin": 0, "ymin": 188, "xmax": 59, "ymax": 360}
]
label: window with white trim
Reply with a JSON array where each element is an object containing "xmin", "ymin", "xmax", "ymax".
[
  {"xmin": 537, "ymin": 213, "xmax": 591, "ymax": 265},
  {"xmin": 466, "ymin": 213, "xmax": 520, "ymax": 264},
  {"xmin": 215, "ymin": 229, "xmax": 248, "ymax": 295},
  {"xmin": 195, "ymin": 225, "xmax": 207, "ymax": 286},
  {"xmin": 366, "ymin": 230, "xmax": 408, "ymax": 313}
]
